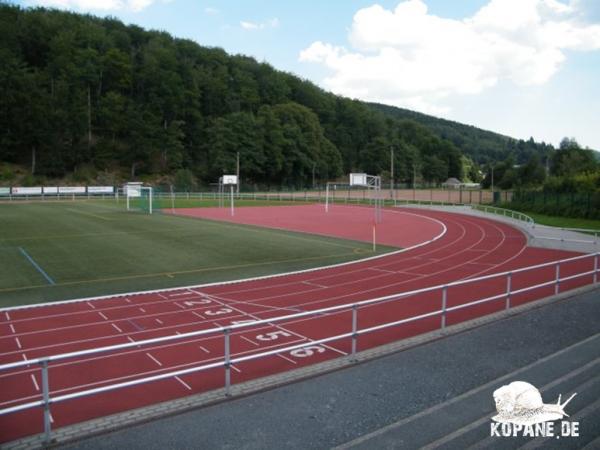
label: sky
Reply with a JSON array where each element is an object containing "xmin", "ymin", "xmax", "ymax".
[{"xmin": 14, "ymin": 0, "xmax": 600, "ymax": 150}]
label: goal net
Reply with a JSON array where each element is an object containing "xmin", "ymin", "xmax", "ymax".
[{"xmin": 124, "ymin": 183, "xmax": 154, "ymax": 214}]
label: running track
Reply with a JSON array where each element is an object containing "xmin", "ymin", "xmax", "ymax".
[{"xmin": 0, "ymin": 205, "xmax": 593, "ymax": 443}]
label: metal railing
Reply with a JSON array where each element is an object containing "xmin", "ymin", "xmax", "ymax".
[
  {"xmin": 470, "ymin": 204, "xmax": 535, "ymax": 226},
  {"xmin": 0, "ymin": 251, "xmax": 598, "ymax": 443}
]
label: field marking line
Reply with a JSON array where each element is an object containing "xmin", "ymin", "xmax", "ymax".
[
  {"xmin": 198, "ymin": 345, "xmax": 210, "ymax": 354},
  {"xmin": 98, "ymin": 312, "xmax": 108, "ymax": 321},
  {"xmin": 192, "ymin": 311, "xmax": 205, "ymax": 320},
  {"xmin": 0, "ymin": 334, "xmax": 314, "ymax": 406},
  {"xmin": 18, "ymin": 246, "xmax": 55, "ymax": 285},
  {"xmin": 302, "ymin": 281, "xmax": 328, "ymax": 289},
  {"xmin": 276, "ymin": 354, "xmax": 297, "ymax": 365},
  {"xmin": 155, "ymin": 318, "xmax": 163, "ymax": 325},
  {"xmin": 111, "ymin": 323, "xmax": 123, "ymax": 333},
  {"xmin": 4, "ymin": 312, "xmax": 9, "ymax": 321},
  {"xmin": 30, "ymin": 374, "xmax": 39, "ymax": 391},
  {"xmin": 139, "ymin": 308, "xmax": 146, "ymax": 313},
  {"xmin": 240, "ymin": 335, "xmax": 259, "ymax": 347},
  {"xmin": 87, "ymin": 302, "xmax": 95, "ymax": 309},
  {"xmin": 65, "ymin": 208, "xmax": 112, "ymax": 221},
  {"xmin": 146, "ymin": 353, "xmax": 162, "ymax": 367},
  {"xmin": 15, "ymin": 337, "xmax": 22, "ymax": 349},
  {"xmin": 198, "ymin": 291, "xmax": 347, "ymax": 357},
  {"xmin": 9, "ymin": 324, "xmax": 15, "ymax": 334},
  {"xmin": 230, "ymin": 364, "xmax": 242, "ymax": 373},
  {"xmin": 173, "ymin": 302, "xmax": 186, "ymax": 310},
  {"xmin": 174, "ymin": 376, "xmax": 192, "ymax": 390}
]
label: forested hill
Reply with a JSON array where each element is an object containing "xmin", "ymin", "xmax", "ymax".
[
  {"xmin": 369, "ymin": 103, "xmax": 555, "ymax": 165},
  {"xmin": 0, "ymin": 4, "xmax": 551, "ymax": 188}
]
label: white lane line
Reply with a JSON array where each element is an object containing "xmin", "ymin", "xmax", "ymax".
[
  {"xmin": 15, "ymin": 337, "xmax": 22, "ymax": 349},
  {"xmin": 277, "ymin": 354, "xmax": 297, "ymax": 365},
  {"xmin": 9, "ymin": 324, "xmax": 16, "ymax": 334},
  {"xmin": 302, "ymin": 281, "xmax": 328, "ymax": 289},
  {"xmin": 139, "ymin": 308, "xmax": 146, "ymax": 313},
  {"xmin": 240, "ymin": 336, "xmax": 259, "ymax": 347},
  {"xmin": 155, "ymin": 318, "xmax": 164, "ymax": 325},
  {"xmin": 30, "ymin": 374, "xmax": 40, "ymax": 391},
  {"xmin": 170, "ymin": 292, "xmax": 192, "ymax": 298},
  {"xmin": 369, "ymin": 267, "xmax": 396, "ymax": 274},
  {"xmin": 146, "ymin": 353, "xmax": 162, "ymax": 367},
  {"xmin": 174, "ymin": 376, "xmax": 192, "ymax": 390},
  {"xmin": 192, "ymin": 311, "xmax": 205, "ymax": 320},
  {"xmin": 87, "ymin": 302, "xmax": 95, "ymax": 309},
  {"xmin": 111, "ymin": 323, "xmax": 123, "ymax": 333},
  {"xmin": 173, "ymin": 302, "xmax": 186, "ymax": 310},
  {"xmin": 230, "ymin": 364, "xmax": 241, "ymax": 373},
  {"xmin": 199, "ymin": 345, "xmax": 210, "ymax": 354},
  {"xmin": 98, "ymin": 312, "xmax": 108, "ymax": 321}
]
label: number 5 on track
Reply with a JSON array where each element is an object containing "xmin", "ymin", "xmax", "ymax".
[
  {"xmin": 290, "ymin": 346, "xmax": 326, "ymax": 358},
  {"xmin": 256, "ymin": 331, "xmax": 291, "ymax": 341}
]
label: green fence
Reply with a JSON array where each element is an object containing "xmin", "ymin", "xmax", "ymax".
[{"xmin": 510, "ymin": 191, "xmax": 600, "ymax": 219}]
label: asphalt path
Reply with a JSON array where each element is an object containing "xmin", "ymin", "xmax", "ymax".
[{"xmin": 63, "ymin": 286, "xmax": 600, "ymax": 450}]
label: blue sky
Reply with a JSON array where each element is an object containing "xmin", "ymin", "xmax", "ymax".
[{"xmin": 15, "ymin": 0, "xmax": 600, "ymax": 150}]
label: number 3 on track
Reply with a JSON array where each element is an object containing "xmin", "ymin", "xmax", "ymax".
[
  {"xmin": 204, "ymin": 308, "xmax": 232, "ymax": 316},
  {"xmin": 290, "ymin": 346, "xmax": 326, "ymax": 358}
]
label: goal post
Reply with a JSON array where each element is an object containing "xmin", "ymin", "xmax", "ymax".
[
  {"xmin": 124, "ymin": 183, "xmax": 154, "ymax": 214},
  {"xmin": 325, "ymin": 173, "xmax": 382, "ymax": 223}
]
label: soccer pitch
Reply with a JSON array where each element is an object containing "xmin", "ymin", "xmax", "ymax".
[{"xmin": 0, "ymin": 200, "xmax": 394, "ymax": 307}]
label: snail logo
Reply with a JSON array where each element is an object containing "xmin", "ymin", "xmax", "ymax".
[{"xmin": 490, "ymin": 381, "xmax": 580, "ymax": 438}]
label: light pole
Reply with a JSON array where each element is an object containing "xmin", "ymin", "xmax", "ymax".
[
  {"xmin": 491, "ymin": 164, "xmax": 495, "ymax": 204},
  {"xmin": 390, "ymin": 146, "xmax": 394, "ymax": 200}
]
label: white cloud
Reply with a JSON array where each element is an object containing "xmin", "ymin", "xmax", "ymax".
[
  {"xmin": 299, "ymin": 0, "xmax": 600, "ymax": 114},
  {"xmin": 25, "ymin": 0, "xmax": 166, "ymax": 12},
  {"xmin": 204, "ymin": 7, "xmax": 219, "ymax": 15},
  {"xmin": 240, "ymin": 17, "xmax": 280, "ymax": 31}
]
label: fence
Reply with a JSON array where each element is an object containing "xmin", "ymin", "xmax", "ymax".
[
  {"xmin": 0, "ymin": 251, "xmax": 598, "ymax": 444},
  {"xmin": 510, "ymin": 191, "xmax": 600, "ymax": 219}
]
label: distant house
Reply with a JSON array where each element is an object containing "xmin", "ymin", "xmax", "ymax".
[{"xmin": 442, "ymin": 178, "xmax": 481, "ymax": 189}]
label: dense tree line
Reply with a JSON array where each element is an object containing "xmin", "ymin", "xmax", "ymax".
[{"xmin": 0, "ymin": 4, "xmax": 467, "ymax": 188}]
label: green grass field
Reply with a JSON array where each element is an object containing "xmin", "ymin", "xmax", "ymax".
[{"xmin": 0, "ymin": 199, "xmax": 395, "ymax": 307}]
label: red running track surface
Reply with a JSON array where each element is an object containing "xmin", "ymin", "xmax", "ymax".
[{"xmin": 0, "ymin": 205, "xmax": 590, "ymax": 443}]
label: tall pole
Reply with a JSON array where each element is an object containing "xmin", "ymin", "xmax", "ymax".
[
  {"xmin": 413, "ymin": 163, "xmax": 416, "ymax": 201},
  {"xmin": 390, "ymin": 146, "xmax": 394, "ymax": 200},
  {"xmin": 491, "ymin": 165, "xmax": 495, "ymax": 204},
  {"xmin": 236, "ymin": 152, "xmax": 240, "ymax": 194}
]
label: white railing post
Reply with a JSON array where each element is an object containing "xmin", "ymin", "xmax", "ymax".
[
  {"xmin": 41, "ymin": 359, "xmax": 52, "ymax": 443},
  {"xmin": 506, "ymin": 272, "xmax": 512, "ymax": 310},
  {"xmin": 441, "ymin": 286, "xmax": 448, "ymax": 329},
  {"xmin": 351, "ymin": 305, "xmax": 358, "ymax": 360},
  {"xmin": 224, "ymin": 329, "xmax": 231, "ymax": 396},
  {"xmin": 555, "ymin": 262, "xmax": 560, "ymax": 295}
]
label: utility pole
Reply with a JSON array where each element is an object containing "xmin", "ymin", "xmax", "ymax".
[
  {"xmin": 390, "ymin": 146, "xmax": 394, "ymax": 199},
  {"xmin": 236, "ymin": 152, "xmax": 240, "ymax": 194},
  {"xmin": 491, "ymin": 164, "xmax": 495, "ymax": 203}
]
